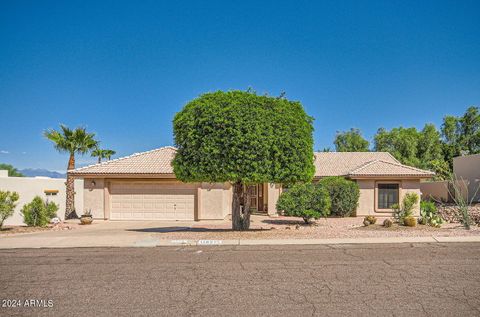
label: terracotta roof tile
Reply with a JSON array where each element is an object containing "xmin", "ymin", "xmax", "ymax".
[
  {"xmin": 70, "ymin": 148, "xmax": 434, "ymax": 178},
  {"xmin": 313, "ymin": 152, "xmax": 399, "ymax": 177},
  {"xmin": 69, "ymin": 146, "xmax": 176, "ymax": 175},
  {"xmin": 348, "ymin": 160, "xmax": 434, "ymax": 177}
]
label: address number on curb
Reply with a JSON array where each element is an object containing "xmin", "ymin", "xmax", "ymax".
[{"xmin": 198, "ymin": 240, "xmax": 223, "ymax": 245}]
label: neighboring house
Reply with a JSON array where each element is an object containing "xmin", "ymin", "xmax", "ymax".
[
  {"xmin": 0, "ymin": 170, "xmax": 84, "ymax": 225},
  {"xmin": 453, "ymin": 154, "xmax": 480, "ymax": 202},
  {"xmin": 421, "ymin": 153, "xmax": 480, "ymax": 203},
  {"xmin": 70, "ymin": 147, "xmax": 433, "ymax": 220}
]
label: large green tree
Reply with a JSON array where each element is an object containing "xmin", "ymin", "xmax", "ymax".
[
  {"xmin": 173, "ymin": 90, "xmax": 315, "ymax": 230},
  {"xmin": 374, "ymin": 124, "xmax": 448, "ymax": 179},
  {"xmin": 44, "ymin": 125, "xmax": 97, "ymax": 219},
  {"xmin": 0, "ymin": 163, "xmax": 24, "ymax": 177},
  {"xmin": 334, "ymin": 128, "xmax": 369, "ymax": 152},
  {"xmin": 441, "ymin": 106, "xmax": 480, "ymax": 168}
]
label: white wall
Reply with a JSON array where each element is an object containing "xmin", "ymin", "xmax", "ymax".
[{"xmin": 0, "ymin": 174, "xmax": 84, "ymax": 226}]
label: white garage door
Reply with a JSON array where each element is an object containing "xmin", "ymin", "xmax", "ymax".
[{"xmin": 110, "ymin": 182, "xmax": 196, "ymax": 220}]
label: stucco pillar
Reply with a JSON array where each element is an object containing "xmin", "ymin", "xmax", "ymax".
[{"xmin": 267, "ymin": 183, "xmax": 282, "ymax": 217}]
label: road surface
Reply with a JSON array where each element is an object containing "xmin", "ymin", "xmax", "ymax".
[{"xmin": 1, "ymin": 243, "xmax": 479, "ymax": 316}]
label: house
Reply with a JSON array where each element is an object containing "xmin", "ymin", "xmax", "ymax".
[
  {"xmin": 314, "ymin": 152, "xmax": 434, "ymax": 216},
  {"xmin": 70, "ymin": 147, "xmax": 434, "ymax": 220},
  {"xmin": 0, "ymin": 170, "xmax": 84, "ymax": 225}
]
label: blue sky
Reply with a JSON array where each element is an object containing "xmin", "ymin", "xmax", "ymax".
[{"xmin": 0, "ymin": 0, "xmax": 479, "ymax": 171}]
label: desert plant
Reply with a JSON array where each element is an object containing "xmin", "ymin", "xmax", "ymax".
[
  {"xmin": 365, "ymin": 215, "xmax": 377, "ymax": 224},
  {"xmin": 445, "ymin": 175, "xmax": 480, "ymax": 230},
  {"xmin": 393, "ymin": 193, "xmax": 419, "ymax": 225},
  {"xmin": 0, "ymin": 191, "xmax": 19, "ymax": 229},
  {"xmin": 383, "ymin": 218, "xmax": 393, "ymax": 228},
  {"xmin": 276, "ymin": 183, "xmax": 331, "ymax": 224},
  {"xmin": 419, "ymin": 201, "xmax": 444, "ymax": 228},
  {"xmin": 404, "ymin": 216, "xmax": 417, "ymax": 227},
  {"xmin": 318, "ymin": 177, "xmax": 360, "ymax": 217},
  {"xmin": 21, "ymin": 196, "xmax": 59, "ymax": 227}
]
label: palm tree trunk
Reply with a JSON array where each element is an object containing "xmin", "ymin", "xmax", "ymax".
[
  {"xmin": 65, "ymin": 153, "xmax": 78, "ymax": 219},
  {"xmin": 97, "ymin": 157, "xmax": 101, "ymax": 164},
  {"xmin": 232, "ymin": 182, "xmax": 251, "ymax": 230}
]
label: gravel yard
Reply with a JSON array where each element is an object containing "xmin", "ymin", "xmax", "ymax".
[{"xmin": 147, "ymin": 215, "xmax": 480, "ymax": 240}]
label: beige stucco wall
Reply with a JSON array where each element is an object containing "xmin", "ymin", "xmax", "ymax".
[
  {"xmin": 0, "ymin": 174, "xmax": 84, "ymax": 226},
  {"xmin": 453, "ymin": 154, "xmax": 480, "ymax": 203},
  {"xmin": 83, "ymin": 178, "xmax": 105, "ymax": 219},
  {"xmin": 355, "ymin": 179, "xmax": 421, "ymax": 217},
  {"xmin": 420, "ymin": 181, "xmax": 450, "ymax": 202},
  {"xmin": 198, "ymin": 182, "xmax": 232, "ymax": 220},
  {"xmin": 267, "ymin": 183, "xmax": 282, "ymax": 216}
]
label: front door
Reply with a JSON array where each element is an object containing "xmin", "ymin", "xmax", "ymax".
[{"xmin": 246, "ymin": 184, "xmax": 264, "ymax": 212}]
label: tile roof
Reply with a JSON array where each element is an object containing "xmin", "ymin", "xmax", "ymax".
[
  {"xmin": 348, "ymin": 160, "xmax": 435, "ymax": 177},
  {"xmin": 70, "ymin": 147, "xmax": 434, "ymax": 178},
  {"xmin": 314, "ymin": 152, "xmax": 398, "ymax": 177},
  {"xmin": 69, "ymin": 146, "xmax": 176, "ymax": 175}
]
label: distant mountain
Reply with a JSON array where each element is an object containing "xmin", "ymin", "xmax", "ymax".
[{"xmin": 20, "ymin": 168, "xmax": 66, "ymax": 179}]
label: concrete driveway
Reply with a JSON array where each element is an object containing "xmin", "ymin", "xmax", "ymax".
[{"xmin": 0, "ymin": 219, "xmax": 225, "ymax": 249}]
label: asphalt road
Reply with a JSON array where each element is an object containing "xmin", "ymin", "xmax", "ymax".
[{"xmin": 1, "ymin": 243, "xmax": 480, "ymax": 317}]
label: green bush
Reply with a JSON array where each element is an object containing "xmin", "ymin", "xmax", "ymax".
[
  {"xmin": 419, "ymin": 201, "xmax": 444, "ymax": 228},
  {"xmin": 318, "ymin": 177, "xmax": 360, "ymax": 217},
  {"xmin": 276, "ymin": 183, "xmax": 331, "ymax": 223},
  {"xmin": 393, "ymin": 193, "xmax": 419, "ymax": 225},
  {"xmin": 21, "ymin": 196, "xmax": 59, "ymax": 227},
  {"xmin": 0, "ymin": 191, "xmax": 19, "ymax": 229}
]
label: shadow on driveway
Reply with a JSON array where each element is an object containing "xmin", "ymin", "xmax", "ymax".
[{"xmin": 127, "ymin": 227, "xmax": 271, "ymax": 233}]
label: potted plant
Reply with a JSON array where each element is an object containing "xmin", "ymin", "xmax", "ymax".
[{"xmin": 80, "ymin": 209, "xmax": 93, "ymax": 225}]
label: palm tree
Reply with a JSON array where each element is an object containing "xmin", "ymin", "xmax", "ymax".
[
  {"xmin": 91, "ymin": 148, "xmax": 116, "ymax": 163},
  {"xmin": 44, "ymin": 125, "xmax": 97, "ymax": 219}
]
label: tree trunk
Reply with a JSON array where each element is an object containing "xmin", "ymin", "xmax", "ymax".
[
  {"xmin": 97, "ymin": 157, "xmax": 101, "ymax": 164},
  {"xmin": 65, "ymin": 153, "xmax": 78, "ymax": 219},
  {"xmin": 232, "ymin": 182, "xmax": 251, "ymax": 230}
]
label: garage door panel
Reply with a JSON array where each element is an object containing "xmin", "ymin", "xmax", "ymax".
[{"xmin": 110, "ymin": 182, "xmax": 196, "ymax": 220}]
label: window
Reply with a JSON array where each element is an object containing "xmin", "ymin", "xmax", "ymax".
[{"xmin": 377, "ymin": 183, "xmax": 399, "ymax": 209}]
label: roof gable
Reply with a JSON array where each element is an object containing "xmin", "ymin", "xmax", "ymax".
[{"xmin": 348, "ymin": 160, "xmax": 434, "ymax": 177}]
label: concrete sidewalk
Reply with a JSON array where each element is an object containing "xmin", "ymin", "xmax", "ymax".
[{"xmin": 1, "ymin": 228, "xmax": 480, "ymax": 248}]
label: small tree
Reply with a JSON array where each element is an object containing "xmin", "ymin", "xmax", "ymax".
[
  {"xmin": 21, "ymin": 196, "xmax": 59, "ymax": 227},
  {"xmin": 276, "ymin": 183, "xmax": 331, "ymax": 223},
  {"xmin": 173, "ymin": 90, "xmax": 315, "ymax": 230},
  {"xmin": 0, "ymin": 164, "xmax": 24, "ymax": 177},
  {"xmin": 0, "ymin": 191, "xmax": 19, "ymax": 229},
  {"xmin": 318, "ymin": 177, "xmax": 360, "ymax": 217}
]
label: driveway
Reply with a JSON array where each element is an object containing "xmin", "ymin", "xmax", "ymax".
[{"xmin": 1, "ymin": 243, "xmax": 480, "ymax": 316}]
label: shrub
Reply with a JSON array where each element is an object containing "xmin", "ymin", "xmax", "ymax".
[
  {"xmin": 0, "ymin": 191, "xmax": 19, "ymax": 229},
  {"xmin": 404, "ymin": 216, "xmax": 417, "ymax": 227},
  {"xmin": 419, "ymin": 201, "xmax": 444, "ymax": 228},
  {"xmin": 383, "ymin": 218, "xmax": 393, "ymax": 228},
  {"xmin": 21, "ymin": 196, "xmax": 59, "ymax": 227},
  {"xmin": 393, "ymin": 193, "xmax": 419, "ymax": 225},
  {"xmin": 318, "ymin": 177, "xmax": 360, "ymax": 217},
  {"xmin": 276, "ymin": 183, "xmax": 331, "ymax": 224},
  {"xmin": 365, "ymin": 215, "xmax": 377, "ymax": 225}
]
